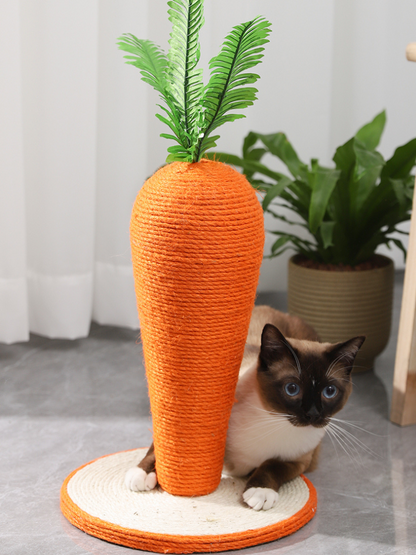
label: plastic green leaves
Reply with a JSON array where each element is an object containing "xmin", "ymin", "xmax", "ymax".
[
  {"xmin": 194, "ymin": 17, "xmax": 271, "ymax": 161},
  {"xmin": 117, "ymin": 0, "xmax": 271, "ymax": 163}
]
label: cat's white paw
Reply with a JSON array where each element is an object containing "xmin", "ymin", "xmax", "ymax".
[
  {"xmin": 243, "ymin": 487, "xmax": 279, "ymax": 511},
  {"xmin": 125, "ymin": 467, "xmax": 157, "ymax": 492}
]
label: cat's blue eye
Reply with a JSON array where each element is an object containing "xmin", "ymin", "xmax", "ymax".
[
  {"xmin": 285, "ymin": 383, "xmax": 300, "ymax": 396},
  {"xmin": 322, "ymin": 385, "xmax": 337, "ymax": 399}
]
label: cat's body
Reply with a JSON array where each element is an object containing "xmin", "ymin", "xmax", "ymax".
[
  {"xmin": 224, "ymin": 306, "xmax": 326, "ymax": 479},
  {"xmin": 125, "ymin": 306, "xmax": 364, "ymax": 511},
  {"xmin": 223, "ymin": 359, "xmax": 325, "ymax": 478}
]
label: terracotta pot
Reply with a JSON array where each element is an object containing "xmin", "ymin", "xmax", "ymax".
[{"xmin": 287, "ymin": 254, "xmax": 394, "ymax": 372}]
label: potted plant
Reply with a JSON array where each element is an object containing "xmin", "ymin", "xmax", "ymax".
[
  {"xmin": 118, "ymin": 0, "xmax": 271, "ymax": 495},
  {"xmin": 209, "ymin": 111, "xmax": 416, "ymax": 371}
]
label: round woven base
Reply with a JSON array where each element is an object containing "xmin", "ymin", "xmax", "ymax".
[{"xmin": 61, "ymin": 448, "xmax": 317, "ymax": 553}]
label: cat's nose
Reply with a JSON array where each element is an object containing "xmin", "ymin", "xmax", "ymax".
[{"xmin": 305, "ymin": 404, "xmax": 319, "ymax": 421}]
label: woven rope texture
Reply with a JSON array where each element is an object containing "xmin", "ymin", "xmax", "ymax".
[
  {"xmin": 61, "ymin": 449, "xmax": 317, "ymax": 553},
  {"xmin": 130, "ymin": 160, "xmax": 265, "ymax": 496}
]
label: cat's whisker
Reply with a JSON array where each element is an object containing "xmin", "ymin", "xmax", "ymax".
[
  {"xmin": 246, "ymin": 416, "xmax": 291, "ymax": 429},
  {"xmin": 333, "ymin": 363, "xmax": 370, "ymax": 376},
  {"xmin": 325, "ymin": 424, "xmax": 362, "ymax": 466},
  {"xmin": 283, "ymin": 340, "xmax": 302, "ymax": 375},
  {"xmin": 324, "ymin": 425, "xmax": 341, "ymax": 461},
  {"xmin": 235, "ymin": 421, "xmax": 290, "ymax": 445},
  {"xmin": 239, "ymin": 418, "xmax": 289, "ymax": 432},
  {"xmin": 327, "ymin": 365, "xmax": 350, "ymax": 376},
  {"xmin": 287, "ymin": 362, "xmax": 300, "ymax": 374},
  {"xmin": 328, "ymin": 421, "xmax": 369, "ymax": 447},
  {"xmin": 328, "ymin": 425, "xmax": 363, "ymax": 461},
  {"xmin": 328, "ymin": 422, "xmax": 378, "ymax": 458},
  {"xmin": 329, "ymin": 417, "xmax": 361, "ymax": 424},
  {"xmin": 327, "ymin": 424, "xmax": 376, "ymax": 466},
  {"xmin": 329, "ymin": 417, "xmax": 384, "ymax": 437},
  {"xmin": 245, "ymin": 403, "xmax": 291, "ymax": 419},
  {"xmin": 326, "ymin": 370, "xmax": 353, "ymax": 384},
  {"xmin": 325, "ymin": 426, "xmax": 344, "ymax": 462},
  {"xmin": 325, "ymin": 352, "xmax": 347, "ymax": 377},
  {"xmin": 237, "ymin": 409, "xmax": 291, "ymax": 430},
  {"xmin": 325, "ymin": 426, "xmax": 354, "ymax": 461},
  {"xmin": 326, "ymin": 363, "xmax": 354, "ymax": 380},
  {"xmin": 331, "ymin": 431, "xmax": 363, "ymax": 467},
  {"xmin": 246, "ymin": 421, "xmax": 289, "ymax": 436},
  {"xmin": 325, "ymin": 351, "xmax": 354, "ymax": 378},
  {"xmin": 249, "ymin": 414, "xmax": 290, "ymax": 422},
  {"xmin": 305, "ymin": 362, "xmax": 313, "ymax": 373}
]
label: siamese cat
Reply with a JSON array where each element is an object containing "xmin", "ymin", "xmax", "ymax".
[{"xmin": 125, "ymin": 306, "xmax": 365, "ymax": 511}]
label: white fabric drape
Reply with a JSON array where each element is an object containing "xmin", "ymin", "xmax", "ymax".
[{"xmin": 2, "ymin": 0, "xmax": 416, "ymax": 344}]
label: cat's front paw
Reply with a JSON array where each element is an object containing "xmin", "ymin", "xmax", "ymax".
[
  {"xmin": 243, "ymin": 487, "xmax": 279, "ymax": 511},
  {"xmin": 125, "ymin": 467, "xmax": 157, "ymax": 492}
]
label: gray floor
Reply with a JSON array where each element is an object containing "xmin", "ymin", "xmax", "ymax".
[{"xmin": 2, "ymin": 272, "xmax": 416, "ymax": 555}]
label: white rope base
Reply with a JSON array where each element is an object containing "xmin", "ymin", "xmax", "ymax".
[{"xmin": 61, "ymin": 448, "xmax": 317, "ymax": 553}]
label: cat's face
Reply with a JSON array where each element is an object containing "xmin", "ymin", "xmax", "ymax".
[{"xmin": 256, "ymin": 324, "xmax": 365, "ymax": 428}]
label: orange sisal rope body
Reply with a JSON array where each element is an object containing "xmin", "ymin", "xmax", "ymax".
[{"xmin": 130, "ymin": 159, "xmax": 264, "ymax": 496}]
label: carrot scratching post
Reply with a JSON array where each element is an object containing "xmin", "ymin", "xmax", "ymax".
[
  {"xmin": 60, "ymin": 1, "xmax": 318, "ymax": 548},
  {"xmin": 130, "ymin": 160, "xmax": 264, "ymax": 496},
  {"xmin": 61, "ymin": 161, "xmax": 318, "ymax": 551}
]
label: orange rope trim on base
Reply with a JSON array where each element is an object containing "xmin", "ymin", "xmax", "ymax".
[{"xmin": 60, "ymin": 452, "xmax": 317, "ymax": 554}]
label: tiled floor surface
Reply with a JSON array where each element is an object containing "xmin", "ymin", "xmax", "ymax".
[{"xmin": 2, "ymin": 272, "xmax": 416, "ymax": 554}]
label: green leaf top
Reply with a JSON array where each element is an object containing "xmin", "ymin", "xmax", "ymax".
[
  {"xmin": 194, "ymin": 17, "xmax": 271, "ymax": 161},
  {"xmin": 167, "ymin": 0, "xmax": 204, "ymax": 141},
  {"xmin": 118, "ymin": 1, "xmax": 271, "ymax": 162},
  {"xmin": 117, "ymin": 36, "xmax": 168, "ymax": 95}
]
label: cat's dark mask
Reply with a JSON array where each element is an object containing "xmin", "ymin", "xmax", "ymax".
[{"xmin": 257, "ymin": 324, "xmax": 365, "ymax": 428}]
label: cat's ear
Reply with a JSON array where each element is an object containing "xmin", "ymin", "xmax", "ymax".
[
  {"xmin": 329, "ymin": 336, "xmax": 366, "ymax": 374},
  {"xmin": 260, "ymin": 324, "xmax": 290, "ymax": 366}
]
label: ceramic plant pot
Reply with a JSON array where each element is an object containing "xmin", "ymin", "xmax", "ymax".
[{"xmin": 287, "ymin": 254, "xmax": 394, "ymax": 372}]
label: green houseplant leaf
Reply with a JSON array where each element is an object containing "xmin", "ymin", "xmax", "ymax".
[
  {"xmin": 206, "ymin": 151, "xmax": 286, "ymax": 183},
  {"xmin": 211, "ymin": 111, "xmax": 416, "ymax": 266},
  {"xmin": 252, "ymin": 132, "xmax": 308, "ymax": 181},
  {"xmin": 308, "ymin": 165, "xmax": 340, "ymax": 234},
  {"xmin": 262, "ymin": 177, "xmax": 294, "ymax": 211},
  {"xmin": 320, "ymin": 221, "xmax": 335, "ymax": 249},
  {"xmin": 351, "ymin": 139, "xmax": 384, "ymax": 215},
  {"xmin": 382, "ymin": 138, "xmax": 416, "ymax": 179},
  {"xmin": 355, "ymin": 110, "xmax": 386, "ymax": 151},
  {"xmin": 118, "ymin": 1, "xmax": 271, "ymax": 163}
]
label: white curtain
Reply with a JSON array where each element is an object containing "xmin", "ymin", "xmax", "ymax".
[{"xmin": 2, "ymin": 0, "xmax": 416, "ymax": 344}]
